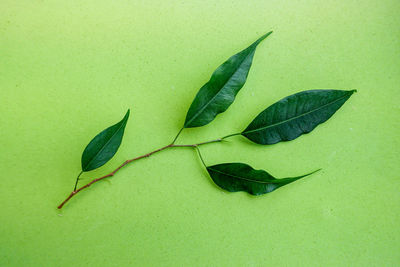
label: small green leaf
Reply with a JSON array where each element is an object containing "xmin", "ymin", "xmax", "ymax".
[
  {"xmin": 81, "ymin": 110, "xmax": 130, "ymax": 172},
  {"xmin": 207, "ymin": 163, "xmax": 319, "ymax": 195},
  {"xmin": 184, "ymin": 31, "xmax": 273, "ymax": 128},
  {"xmin": 242, "ymin": 89, "xmax": 356, "ymax": 145}
]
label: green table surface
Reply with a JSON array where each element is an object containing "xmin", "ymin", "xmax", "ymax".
[{"xmin": 1, "ymin": 1, "xmax": 399, "ymax": 266}]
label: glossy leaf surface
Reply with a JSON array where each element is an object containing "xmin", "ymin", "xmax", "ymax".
[
  {"xmin": 242, "ymin": 89, "xmax": 356, "ymax": 144},
  {"xmin": 184, "ymin": 31, "xmax": 273, "ymax": 128},
  {"xmin": 81, "ymin": 110, "xmax": 130, "ymax": 172},
  {"xmin": 207, "ymin": 162, "xmax": 319, "ymax": 195}
]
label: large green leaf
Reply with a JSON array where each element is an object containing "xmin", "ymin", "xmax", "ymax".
[
  {"xmin": 207, "ymin": 162, "xmax": 319, "ymax": 195},
  {"xmin": 242, "ymin": 89, "xmax": 356, "ymax": 145},
  {"xmin": 184, "ymin": 31, "xmax": 273, "ymax": 128},
  {"xmin": 81, "ymin": 110, "xmax": 130, "ymax": 172}
]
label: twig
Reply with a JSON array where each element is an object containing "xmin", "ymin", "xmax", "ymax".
[{"xmin": 57, "ymin": 138, "xmax": 222, "ymax": 209}]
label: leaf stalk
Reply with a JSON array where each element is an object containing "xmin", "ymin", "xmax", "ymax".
[
  {"xmin": 222, "ymin": 132, "xmax": 241, "ymax": 139},
  {"xmin": 171, "ymin": 128, "xmax": 184, "ymax": 144},
  {"xmin": 194, "ymin": 146, "xmax": 207, "ymax": 168},
  {"xmin": 73, "ymin": 171, "xmax": 83, "ymax": 191}
]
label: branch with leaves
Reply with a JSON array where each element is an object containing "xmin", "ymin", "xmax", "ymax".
[{"xmin": 58, "ymin": 31, "xmax": 355, "ymax": 209}]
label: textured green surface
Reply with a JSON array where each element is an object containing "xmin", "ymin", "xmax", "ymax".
[{"xmin": 1, "ymin": 0, "xmax": 399, "ymax": 266}]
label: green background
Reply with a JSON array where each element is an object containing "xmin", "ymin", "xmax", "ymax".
[{"xmin": 1, "ymin": 0, "xmax": 399, "ymax": 266}]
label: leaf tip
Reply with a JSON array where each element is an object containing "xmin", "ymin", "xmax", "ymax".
[
  {"xmin": 124, "ymin": 109, "xmax": 130, "ymax": 120},
  {"xmin": 295, "ymin": 168, "xmax": 322, "ymax": 179},
  {"xmin": 259, "ymin": 30, "xmax": 273, "ymax": 41},
  {"xmin": 306, "ymin": 168, "xmax": 322, "ymax": 176},
  {"xmin": 313, "ymin": 168, "xmax": 322, "ymax": 174}
]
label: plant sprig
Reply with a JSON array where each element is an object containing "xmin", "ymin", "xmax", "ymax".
[{"xmin": 58, "ymin": 31, "xmax": 355, "ymax": 209}]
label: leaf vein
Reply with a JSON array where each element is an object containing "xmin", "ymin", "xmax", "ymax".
[
  {"xmin": 243, "ymin": 92, "xmax": 353, "ymax": 135},
  {"xmin": 83, "ymin": 117, "xmax": 127, "ymax": 171},
  {"xmin": 208, "ymin": 167, "xmax": 276, "ymax": 184},
  {"xmin": 185, "ymin": 52, "xmax": 253, "ymax": 127}
]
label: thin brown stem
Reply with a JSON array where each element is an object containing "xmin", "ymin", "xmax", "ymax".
[
  {"xmin": 57, "ymin": 138, "xmax": 222, "ymax": 209},
  {"xmin": 173, "ymin": 138, "xmax": 223, "ymax": 147}
]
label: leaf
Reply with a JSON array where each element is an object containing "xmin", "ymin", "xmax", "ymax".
[
  {"xmin": 81, "ymin": 110, "xmax": 130, "ymax": 172},
  {"xmin": 184, "ymin": 31, "xmax": 273, "ymax": 128},
  {"xmin": 242, "ymin": 89, "xmax": 356, "ymax": 145},
  {"xmin": 207, "ymin": 162, "xmax": 319, "ymax": 195}
]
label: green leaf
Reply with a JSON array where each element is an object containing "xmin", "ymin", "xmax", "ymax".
[
  {"xmin": 81, "ymin": 110, "xmax": 130, "ymax": 172},
  {"xmin": 242, "ymin": 89, "xmax": 356, "ymax": 145},
  {"xmin": 184, "ymin": 31, "xmax": 273, "ymax": 128},
  {"xmin": 207, "ymin": 162, "xmax": 319, "ymax": 195}
]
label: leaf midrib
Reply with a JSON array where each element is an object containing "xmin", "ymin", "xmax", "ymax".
[
  {"xmin": 184, "ymin": 47, "xmax": 255, "ymax": 127},
  {"xmin": 243, "ymin": 92, "xmax": 352, "ymax": 135},
  {"xmin": 208, "ymin": 167, "xmax": 277, "ymax": 184},
  {"xmin": 83, "ymin": 118, "xmax": 126, "ymax": 171}
]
